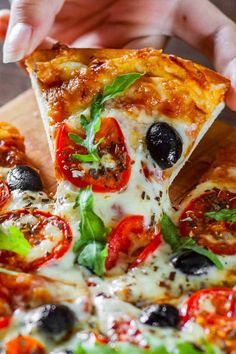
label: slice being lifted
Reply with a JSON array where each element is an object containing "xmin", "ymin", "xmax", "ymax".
[{"xmin": 26, "ymin": 44, "xmax": 229, "ymax": 276}]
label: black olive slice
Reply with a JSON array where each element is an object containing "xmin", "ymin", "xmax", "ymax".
[
  {"xmin": 140, "ymin": 304, "xmax": 180, "ymax": 328},
  {"xmin": 171, "ymin": 250, "xmax": 214, "ymax": 276},
  {"xmin": 26, "ymin": 304, "xmax": 76, "ymax": 339},
  {"xmin": 146, "ymin": 122, "xmax": 182, "ymax": 169},
  {"xmin": 6, "ymin": 165, "xmax": 43, "ymax": 191}
]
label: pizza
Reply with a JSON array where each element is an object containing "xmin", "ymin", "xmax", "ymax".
[{"xmin": 0, "ymin": 44, "xmax": 234, "ymax": 353}]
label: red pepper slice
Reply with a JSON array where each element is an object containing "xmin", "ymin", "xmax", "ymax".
[
  {"xmin": 130, "ymin": 235, "xmax": 161, "ymax": 269},
  {"xmin": 0, "ymin": 209, "xmax": 72, "ymax": 271},
  {"xmin": 179, "ymin": 189, "xmax": 236, "ymax": 255},
  {"xmin": 105, "ymin": 215, "xmax": 160, "ymax": 270},
  {"xmin": 55, "ymin": 118, "xmax": 131, "ymax": 193}
]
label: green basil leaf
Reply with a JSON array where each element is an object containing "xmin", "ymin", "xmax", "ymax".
[
  {"xmin": 185, "ymin": 245, "xmax": 223, "ymax": 270},
  {"xmin": 71, "ymin": 150, "xmax": 100, "ymax": 163},
  {"xmin": 68, "ymin": 133, "xmax": 87, "ymax": 147},
  {"xmin": 74, "ymin": 346, "xmax": 86, "ymax": 354},
  {"xmin": 77, "ymin": 242, "xmax": 108, "ymax": 276},
  {"xmin": 74, "ymin": 185, "xmax": 93, "ymax": 210},
  {"xmin": 178, "ymin": 237, "xmax": 196, "ymax": 250},
  {"xmin": 144, "ymin": 335, "xmax": 171, "ymax": 354},
  {"xmin": 73, "ymin": 187, "xmax": 110, "ymax": 275},
  {"xmin": 115, "ymin": 343, "xmax": 148, "ymax": 354},
  {"xmin": 160, "ymin": 213, "xmax": 180, "ymax": 252},
  {"xmin": 75, "ymin": 342, "xmax": 147, "ymax": 354},
  {"xmin": 0, "ymin": 267, "xmax": 19, "ymax": 276},
  {"xmin": 90, "ymin": 93, "xmax": 103, "ymax": 134},
  {"xmin": 102, "ymin": 72, "xmax": 144, "ymax": 103},
  {"xmin": 74, "ymin": 340, "xmax": 216, "ymax": 354},
  {"xmin": 80, "ymin": 114, "xmax": 89, "ymax": 128},
  {"xmin": 205, "ymin": 208, "xmax": 236, "ymax": 222},
  {"xmin": 80, "ymin": 209, "xmax": 107, "ymax": 244},
  {"xmin": 176, "ymin": 341, "xmax": 216, "ymax": 354},
  {"xmin": 160, "ymin": 214, "xmax": 223, "ymax": 270},
  {"xmin": 75, "ymin": 343, "xmax": 114, "ymax": 354},
  {"xmin": 0, "ymin": 226, "xmax": 31, "ymax": 257}
]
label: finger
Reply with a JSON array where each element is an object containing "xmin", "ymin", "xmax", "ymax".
[
  {"xmin": 3, "ymin": 0, "xmax": 64, "ymax": 63},
  {"xmin": 224, "ymin": 58, "xmax": 236, "ymax": 111},
  {"xmin": 122, "ymin": 35, "xmax": 168, "ymax": 49},
  {"xmin": 172, "ymin": 0, "xmax": 236, "ymax": 110},
  {"xmin": 18, "ymin": 36, "xmax": 57, "ymax": 72},
  {"xmin": 72, "ymin": 0, "xmax": 175, "ymax": 49},
  {"xmin": 0, "ymin": 9, "xmax": 10, "ymax": 41}
]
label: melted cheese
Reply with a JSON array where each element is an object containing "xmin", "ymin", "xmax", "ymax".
[{"xmin": 5, "ymin": 190, "xmax": 53, "ymax": 212}]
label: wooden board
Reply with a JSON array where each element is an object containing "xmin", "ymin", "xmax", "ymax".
[
  {"xmin": 0, "ymin": 89, "xmax": 236, "ymax": 205},
  {"xmin": 0, "ymin": 90, "xmax": 55, "ymax": 193}
]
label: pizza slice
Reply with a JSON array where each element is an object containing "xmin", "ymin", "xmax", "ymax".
[
  {"xmin": 175, "ymin": 141, "xmax": 236, "ymax": 266},
  {"xmin": 26, "ymin": 44, "xmax": 230, "ymax": 278}
]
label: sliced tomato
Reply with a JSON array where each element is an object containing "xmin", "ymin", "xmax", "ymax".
[
  {"xmin": 179, "ymin": 189, "xmax": 236, "ymax": 255},
  {"xmin": 0, "ymin": 267, "xmax": 84, "ymax": 317},
  {"xmin": 5, "ymin": 336, "xmax": 45, "ymax": 354},
  {"xmin": 55, "ymin": 118, "xmax": 131, "ymax": 192},
  {"xmin": 181, "ymin": 288, "xmax": 236, "ymax": 352},
  {"xmin": 105, "ymin": 215, "xmax": 159, "ymax": 270},
  {"xmin": 0, "ymin": 181, "xmax": 10, "ymax": 209},
  {"xmin": 0, "ymin": 209, "xmax": 72, "ymax": 271}
]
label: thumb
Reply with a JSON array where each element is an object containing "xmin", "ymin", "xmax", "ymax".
[{"xmin": 3, "ymin": 0, "xmax": 64, "ymax": 63}]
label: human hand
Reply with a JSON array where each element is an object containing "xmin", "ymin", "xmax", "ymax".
[{"xmin": 0, "ymin": 0, "xmax": 236, "ymax": 110}]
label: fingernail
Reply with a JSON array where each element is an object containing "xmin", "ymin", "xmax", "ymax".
[{"xmin": 3, "ymin": 22, "xmax": 32, "ymax": 63}]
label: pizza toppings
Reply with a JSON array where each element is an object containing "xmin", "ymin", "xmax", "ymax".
[
  {"xmin": 146, "ymin": 122, "xmax": 182, "ymax": 170},
  {"xmin": 179, "ymin": 189, "xmax": 236, "ymax": 255},
  {"xmin": 6, "ymin": 165, "xmax": 43, "ymax": 191},
  {"xmin": 105, "ymin": 215, "xmax": 159, "ymax": 270},
  {"xmin": 0, "ymin": 209, "xmax": 72, "ymax": 271},
  {"xmin": 0, "ymin": 225, "xmax": 31, "ymax": 257},
  {"xmin": 74, "ymin": 333, "xmax": 216, "ymax": 353},
  {"xmin": 140, "ymin": 304, "xmax": 180, "ymax": 328},
  {"xmin": 170, "ymin": 250, "xmax": 214, "ymax": 276},
  {"xmin": 4, "ymin": 336, "xmax": 46, "ymax": 354},
  {"xmin": 205, "ymin": 208, "xmax": 236, "ymax": 222},
  {"xmin": 68, "ymin": 72, "xmax": 143, "ymax": 163},
  {"xmin": 129, "ymin": 235, "xmax": 161, "ymax": 268},
  {"xmin": 56, "ymin": 118, "xmax": 131, "ymax": 192},
  {"xmin": 26, "ymin": 304, "xmax": 77, "ymax": 340},
  {"xmin": 0, "ymin": 291, "xmax": 11, "ymax": 330},
  {"xmin": 181, "ymin": 288, "xmax": 236, "ymax": 352},
  {"xmin": 73, "ymin": 187, "xmax": 109, "ymax": 276},
  {"xmin": 73, "ymin": 188, "xmax": 160, "ymax": 275},
  {"xmin": 160, "ymin": 213, "xmax": 223, "ymax": 270},
  {"xmin": 0, "ymin": 180, "xmax": 10, "ymax": 209}
]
